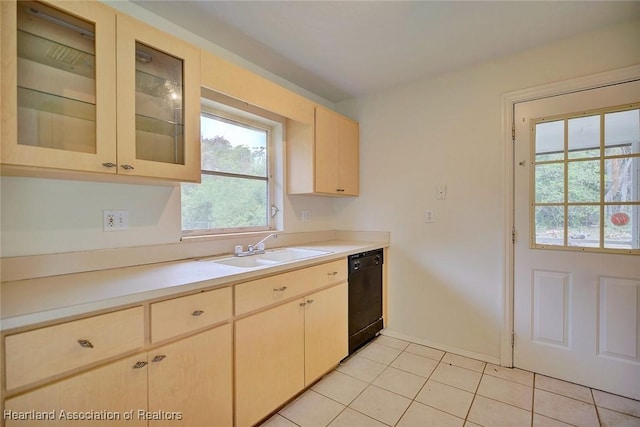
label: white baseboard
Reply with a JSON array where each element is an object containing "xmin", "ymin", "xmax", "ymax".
[{"xmin": 381, "ymin": 329, "xmax": 502, "ymax": 366}]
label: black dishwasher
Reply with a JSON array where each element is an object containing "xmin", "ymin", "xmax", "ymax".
[{"xmin": 348, "ymin": 249, "xmax": 384, "ymax": 354}]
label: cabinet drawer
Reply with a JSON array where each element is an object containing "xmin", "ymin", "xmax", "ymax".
[
  {"xmin": 235, "ymin": 260, "xmax": 346, "ymax": 315},
  {"xmin": 5, "ymin": 306, "xmax": 144, "ymax": 390},
  {"xmin": 151, "ymin": 287, "xmax": 232, "ymax": 343}
]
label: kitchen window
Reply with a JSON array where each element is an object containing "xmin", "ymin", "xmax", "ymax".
[
  {"xmin": 181, "ymin": 105, "xmax": 275, "ymax": 235},
  {"xmin": 531, "ymin": 104, "xmax": 640, "ymax": 253}
]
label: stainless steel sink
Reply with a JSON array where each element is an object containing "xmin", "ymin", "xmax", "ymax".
[{"xmin": 201, "ymin": 248, "xmax": 331, "ymax": 269}]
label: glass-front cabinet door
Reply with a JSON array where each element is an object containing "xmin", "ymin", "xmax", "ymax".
[
  {"xmin": 1, "ymin": 0, "xmax": 117, "ymax": 173},
  {"xmin": 116, "ymin": 14, "xmax": 201, "ymax": 182}
]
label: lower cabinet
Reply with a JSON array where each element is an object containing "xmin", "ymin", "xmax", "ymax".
[
  {"xmin": 4, "ymin": 324, "xmax": 232, "ymax": 427},
  {"xmin": 235, "ymin": 298, "xmax": 305, "ymax": 427},
  {"xmin": 3, "ymin": 259, "xmax": 354, "ymax": 427},
  {"xmin": 148, "ymin": 324, "xmax": 233, "ymax": 427},
  {"xmin": 235, "ymin": 282, "xmax": 348, "ymax": 427},
  {"xmin": 304, "ymin": 282, "xmax": 348, "ymax": 385},
  {"xmin": 4, "ymin": 354, "xmax": 148, "ymax": 426}
]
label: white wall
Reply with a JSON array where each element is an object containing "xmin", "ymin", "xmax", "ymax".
[
  {"xmin": 335, "ymin": 19, "xmax": 640, "ymax": 360},
  {"xmin": 0, "ymin": 176, "xmax": 338, "ymax": 258},
  {"xmin": 0, "ymin": 178, "xmax": 181, "ymax": 256}
]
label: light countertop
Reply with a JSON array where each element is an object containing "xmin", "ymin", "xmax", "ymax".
[{"xmin": 1, "ymin": 240, "xmax": 387, "ymax": 332}]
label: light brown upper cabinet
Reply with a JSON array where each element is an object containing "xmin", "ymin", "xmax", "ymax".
[
  {"xmin": 116, "ymin": 14, "xmax": 200, "ymax": 182},
  {"xmin": 0, "ymin": 1, "xmax": 200, "ymax": 182},
  {"xmin": 287, "ymin": 106, "xmax": 359, "ymax": 196},
  {"xmin": 0, "ymin": 1, "xmax": 116, "ymax": 174}
]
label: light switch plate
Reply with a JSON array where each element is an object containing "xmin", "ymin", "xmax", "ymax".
[
  {"xmin": 425, "ymin": 210, "xmax": 435, "ymax": 223},
  {"xmin": 437, "ymin": 184, "xmax": 447, "ymax": 200}
]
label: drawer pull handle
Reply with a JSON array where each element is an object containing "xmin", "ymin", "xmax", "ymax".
[
  {"xmin": 192, "ymin": 310, "xmax": 205, "ymax": 316},
  {"xmin": 300, "ymin": 302, "xmax": 307, "ymax": 307},
  {"xmin": 328, "ymin": 272, "xmax": 338, "ymax": 276},
  {"xmin": 273, "ymin": 286, "xmax": 287, "ymax": 292},
  {"xmin": 121, "ymin": 164, "xmax": 135, "ymax": 170},
  {"xmin": 102, "ymin": 162, "xmax": 117, "ymax": 168},
  {"xmin": 77, "ymin": 339, "xmax": 94, "ymax": 349},
  {"xmin": 133, "ymin": 361, "xmax": 147, "ymax": 369},
  {"xmin": 152, "ymin": 355, "xmax": 166, "ymax": 363},
  {"xmin": 307, "ymin": 299, "xmax": 314, "ymax": 304}
]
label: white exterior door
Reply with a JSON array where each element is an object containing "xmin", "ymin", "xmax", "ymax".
[{"xmin": 513, "ymin": 80, "xmax": 640, "ymax": 400}]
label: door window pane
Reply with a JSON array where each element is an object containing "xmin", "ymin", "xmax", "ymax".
[
  {"xmin": 535, "ymin": 120, "xmax": 564, "ymax": 162},
  {"xmin": 568, "ymin": 115, "xmax": 600, "ymax": 159},
  {"xmin": 604, "ymin": 205, "xmax": 638, "ymax": 250},
  {"xmin": 605, "ymin": 109, "xmax": 639, "ymax": 156},
  {"xmin": 535, "ymin": 206, "xmax": 565, "ymax": 246},
  {"xmin": 605, "ymin": 157, "xmax": 639, "ymax": 202},
  {"xmin": 568, "ymin": 160, "xmax": 600, "ymax": 203},
  {"xmin": 535, "ymin": 163, "xmax": 564, "ymax": 203},
  {"xmin": 568, "ymin": 205, "xmax": 600, "ymax": 248}
]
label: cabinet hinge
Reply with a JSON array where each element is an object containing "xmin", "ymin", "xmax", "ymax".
[
  {"xmin": 512, "ymin": 124, "xmax": 515, "ymax": 141},
  {"xmin": 512, "ymin": 228, "xmax": 516, "ymax": 244},
  {"xmin": 511, "ymin": 331, "xmax": 515, "ymax": 347}
]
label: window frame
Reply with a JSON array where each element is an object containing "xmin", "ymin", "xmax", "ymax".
[
  {"xmin": 530, "ymin": 102, "xmax": 640, "ymax": 254},
  {"xmin": 181, "ymin": 104, "xmax": 276, "ymax": 237}
]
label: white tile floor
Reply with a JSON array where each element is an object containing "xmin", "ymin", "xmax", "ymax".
[{"xmin": 261, "ymin": 335, "xmax": 640, "ymax": 427}]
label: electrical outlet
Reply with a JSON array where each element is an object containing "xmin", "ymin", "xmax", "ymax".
[
  {"xmin": 104, "ymin": 210, "xmax": 129, "ymax": 231},
  {"xmin": 425, "ymin": 210, "xmax": 435, "ymax": 223},
  {"xmin": 301, "ymin": 209, "xmax": 312, "ymax": 222}
]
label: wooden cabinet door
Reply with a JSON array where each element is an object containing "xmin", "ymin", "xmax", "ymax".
[
  {"xmin": 116, "ymin": 14, "xmax": 200, "ymax": 182},
  {"xmin": 314, "ymin": 106, "xmax": 341, "ymax": 194},
  {"xmin": 235, "ymin": 299, "xmax": 305, "ymax": 427},
  {"xmin": 0, "ymin": 0, "xmax": 117, "ymax": 173},
  {"xmin": 314, "ymin": 106, "xmax": 360, "ymax": 195},
  {"xmin": 287, "ymin": 106, "xmax": 359, "ymax": 195},
  {"xmin": 304, "ymin": 282, "xmax": 349, "ymax": 385},
  {"xmin": 338, "ymin": 116, "xmax": 359, "ymax": 195},
  {"xmin": 4, "ymin": 354, "xmax": 147, "ymax": 426},
  {"xmin": 148, "ymin": 325, "xmax": 232, "ymax": 427}
]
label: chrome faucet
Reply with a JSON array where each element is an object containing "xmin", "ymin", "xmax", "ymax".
[{"xmin": 234, "ymin": 233, "xmax": 278, "ymax": 257}]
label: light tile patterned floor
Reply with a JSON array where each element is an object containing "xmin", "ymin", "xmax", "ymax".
[{"xmin": 261, "ymin": 335, "xmax": 640, "ymax": 427}]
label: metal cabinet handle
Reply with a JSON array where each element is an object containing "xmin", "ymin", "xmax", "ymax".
[
  {"xmin": 328, "ymin": 271, "xmax": 338, "ymax": 276},
  {"xmin": 192, "ymin": 310, "xmax": 205, "ymax": 316},
  {"xmin": 299, "ymin": 302, "xmax": 307, "ymax": 307},
  {"xmin": 306, "ymin": 299, "xmax": 314, "ymax": 304},
  {"xmin": 133, "ymin": 361, "xmax": 147, "ymax": 369},
  {"xmin": 102, "ymin": 162, "xmax": 117, "ymax": 168},
  {"xmin": 273, "ymin": 286, "xmax": 287, "ymax": 292},
  {"xmin": 152, "ymin": 355, "xmax": 166, "ymax": 363},
  {"xmin": 78, "ymin": 339, "xmax": 94, "ymax": 348},
  {"xmin": 336, "ymin": 189, "xmax": 345, "ymax": 192},
  {"xmin": 121, "ymin": 164, "xmax": 135, "ymax": 170}
]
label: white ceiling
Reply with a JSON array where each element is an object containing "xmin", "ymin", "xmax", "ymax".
[{"xmin": 132, "ymin": 1, "xmax": 640, "ymax": 103}]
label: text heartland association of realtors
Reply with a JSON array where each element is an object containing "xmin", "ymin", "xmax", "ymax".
[{"xmin": 3, "ymin": 409, "xmax": 183, "ymax": 421}]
